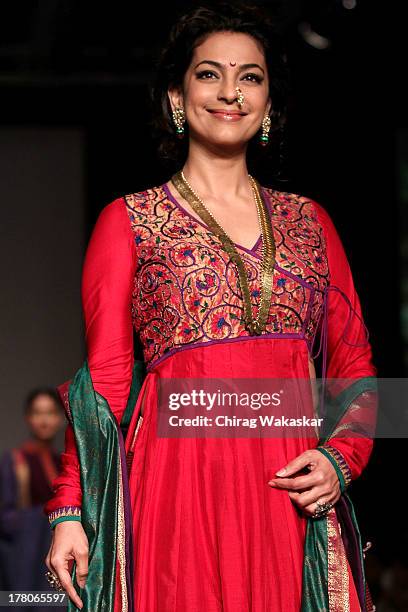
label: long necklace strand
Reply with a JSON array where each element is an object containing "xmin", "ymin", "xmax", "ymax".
[{"xmin": 171, "ymin": 170, "xmax": 276, "ymax": 335}]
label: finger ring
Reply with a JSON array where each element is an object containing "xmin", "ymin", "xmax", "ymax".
[
  {"xmin": 312, "ymin": 499, "xmax": 333, "ymax": 519},
  {"xmin": 45, "ymin": 570, "xmax": 64, "ymax": 592}
]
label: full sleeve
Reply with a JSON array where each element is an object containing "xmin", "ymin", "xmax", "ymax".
[
  {"xmin": 43, "ymin": 197, "xmax": 137, "ymax": 528},
  {"xmin": 312, "ymin": 201, "xmax": 377, "ymax": 485}
]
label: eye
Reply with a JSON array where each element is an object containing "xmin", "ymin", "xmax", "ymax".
[
  {"xmin": 196, "ymin": 70, "xmax": 218, "ymax": 79},
  {"xmin": 242, "ymin": 73, "xmax": 263, "ymax": 83}
]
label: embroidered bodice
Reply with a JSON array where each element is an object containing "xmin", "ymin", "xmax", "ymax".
[{"xmin": 124, "ymin": 183, "xmax": 329, "ymax": 370}]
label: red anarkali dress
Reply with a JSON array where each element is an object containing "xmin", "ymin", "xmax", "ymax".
[{"xmin": 44, "ymin": 181, "xmax": 376, "ymax": 611}]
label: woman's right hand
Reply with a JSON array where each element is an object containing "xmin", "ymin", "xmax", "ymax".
[{"xmin": 45, "ymin": 521, "xmax": 89, "ymax": 610}]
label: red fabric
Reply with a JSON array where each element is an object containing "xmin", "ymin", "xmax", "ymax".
[
  {"xmin": 44, "ymin": 193, "xmax": 375, "ymax": 610},
  {"xmin": 313, "ymin": 202, "xmax": 377, "ymax": 480},
  {"xmin": 348, "ymin": 554, "xmax": 363, "ymax": 612},
  {"xmin": 44, "ymin": 199, "xmax": 136, "ymax": 514},
  {"xmin": 124, "ymin": 339, "xmax": 312, "ymax": 610}
]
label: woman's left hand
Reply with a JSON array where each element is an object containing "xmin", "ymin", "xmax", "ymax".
[{"xmin": 268, "ymin": 449, "xmax": 341, "ymax": 517}]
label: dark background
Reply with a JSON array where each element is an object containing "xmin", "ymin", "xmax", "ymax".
[{"xmin": 1, "ymin": 1, "xmax": 406, "ymax": 607}]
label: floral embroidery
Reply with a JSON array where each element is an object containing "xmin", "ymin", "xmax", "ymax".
[{"xmin": 123, "ymin": 185, "xmax": 330, "ymax": 369}]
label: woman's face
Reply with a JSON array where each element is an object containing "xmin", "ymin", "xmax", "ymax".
[
  {"xmin": 25, "ymin": 394, "xmax": 64, "ymax": 441},
  {"xmin": 168, "ymin": 31, "xmax": 272, "ymax": 152}
]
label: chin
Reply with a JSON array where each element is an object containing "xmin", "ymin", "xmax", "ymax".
[
  {"xmin": 36, "ymin": 432, "xmax": 51, "ymax": 440},
  {"xmin": 201, "ymin": 133, "xmax": 248, "ymax": 150},
  {"xmin": 197, "ymin": 125, "xmax": 254, "ymax": 147}
]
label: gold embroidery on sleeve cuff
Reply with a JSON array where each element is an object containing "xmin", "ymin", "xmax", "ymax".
[
  {"xmin": 321, "ymin": 445, "xmax": 352, "ymax": 489},
  {"xmin": 48, "ymin": 505, "xmax": 82, "ymax": 526}
]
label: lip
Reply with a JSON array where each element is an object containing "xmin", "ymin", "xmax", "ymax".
[{"xmin": 207, "ymin": 109, "xmax": 247, "ymax": 121}]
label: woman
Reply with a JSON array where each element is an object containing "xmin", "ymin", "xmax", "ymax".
[
  {"xmin": 0, "ymin": 388, "xmax": 64, "ymax": 611},
  {"xmin": 44, "ymin": 2, "xmax": 377, "ymax": 611}
]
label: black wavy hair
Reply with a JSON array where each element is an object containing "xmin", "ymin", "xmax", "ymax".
[
  {"xmin": 149, "ymin": 0, "xmax": 291, "ymax": 183},
  {"xmin": 24, "ymin": 387, "xmax": 64, "ymax": 415}
]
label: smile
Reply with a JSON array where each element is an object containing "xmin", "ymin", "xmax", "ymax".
[{"xmin": 207, "ymin": 109, "xmax": 247, "ymax": 122}]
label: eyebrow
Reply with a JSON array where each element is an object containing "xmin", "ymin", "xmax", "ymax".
[{"xmin": 194, "ymin": 60, "xmax": 265, "ymax": 74}]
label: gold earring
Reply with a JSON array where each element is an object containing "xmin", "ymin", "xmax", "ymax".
[
  {"xmin": 260, "ymin": 114, "xmax": 271, "ymax": 146},
  {"xmin": 235, "ymin": 87, "xmax": 244, "ymax": 109},
  {"xmin": 172, "ymin": 107, "xmax": 186, "ymax": 138}
]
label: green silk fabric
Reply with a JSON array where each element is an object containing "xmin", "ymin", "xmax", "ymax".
[
  {"xmin": 65, "ymin": 358, "xmax": 145, "ymax": 611},
  {"xmin": 301, "ymin": 376, "xmax": 378, "ymax": 611}
]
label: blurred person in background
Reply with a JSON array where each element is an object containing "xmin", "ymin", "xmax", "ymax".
[{"xmin": 0, "ymin": 388, "xmax": 64, "ymax": 606}]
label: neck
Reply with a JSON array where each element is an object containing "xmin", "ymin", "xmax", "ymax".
[
  {"xmin": 181, "ymin": 140, "xmax": 252, "ymax": 200},
  {"xmin": 25, "ymin": 437, "xmax": 52, "ymax": 451}
]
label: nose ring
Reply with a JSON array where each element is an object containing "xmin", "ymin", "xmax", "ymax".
[{"xmin": 235, "ymin": 87, "xmax": 245, "ymax": 109}]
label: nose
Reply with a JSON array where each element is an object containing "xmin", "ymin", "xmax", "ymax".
[{"xmin": 217, "ymin": 76, "xmax": 241, "ymax": 105}]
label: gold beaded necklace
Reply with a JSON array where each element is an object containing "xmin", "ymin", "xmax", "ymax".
[{"xmin": 171, "ymin": 170, "xmax": 276, "ymax": 335}]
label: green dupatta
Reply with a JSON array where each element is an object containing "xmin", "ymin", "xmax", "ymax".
[
  {"xmin": 60, "ymin": 361, "xmax": 376, "ymax": 611},
  {"xmin": 58, "ymin": 358, "xmax": 145, "ymax": 612},
  {"xmin": 301, "ymin": 376, "xmax": 378, "ymax": 612}
]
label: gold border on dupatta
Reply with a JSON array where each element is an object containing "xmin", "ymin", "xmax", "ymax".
[
  {"xmin": 327, "ymin": 507, "xmax": 351, "ymax": 611},
  {"xmin": 117, "ymin": 457, "xmax": 128, "ymax": 612},
  {"xmin": 131, "ymin": 415, "xmax": 144, "ymax": 451}
]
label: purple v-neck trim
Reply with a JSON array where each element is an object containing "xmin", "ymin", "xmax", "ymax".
[
  {"xmin": 162, "ymin": 181, "xmax": 266, "ymax": 255},
  {"xmin": 159, "ymin": 184, "xmax": 317, "ymax": 294}
]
